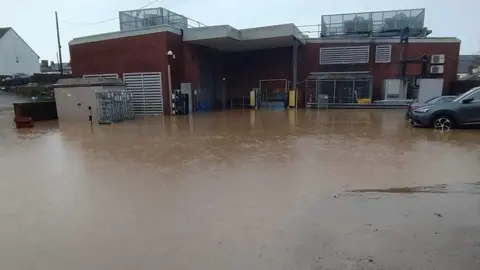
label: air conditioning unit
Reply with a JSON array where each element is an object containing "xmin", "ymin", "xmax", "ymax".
[
  {"xmin": 431, "ymin": 54, "xmax": 445, "ymax": 64},
  {"xmin": 430, "ymin": 65, "xmax": 444, "ymax": 74}
]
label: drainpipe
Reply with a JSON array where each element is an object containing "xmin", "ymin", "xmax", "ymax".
[
  {"xmin": 167, "ymin": 50, "xmax": 176, "ymax": 115},
  {"xmin": 292, "ymin": 38, "xmax": 298, "ymax": 108}
]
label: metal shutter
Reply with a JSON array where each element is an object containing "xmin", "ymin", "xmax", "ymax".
[
  {"xmin": 320, "ymin": 46, "xmax": 370, "ymax": 65},
  {"xmin": 375, "ymin": 45, "xmax": 392, "ymax": 63},
  {"xmin": 123, "ymin": 72, "xmax": 163, "ymax": 116}
]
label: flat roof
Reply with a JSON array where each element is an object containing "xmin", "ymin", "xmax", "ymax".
[
  {"xmin": 183, "ymin": 23, "xmax": 307, "ymax": 51},
  {"xmin": 69, "ymin": 22, "xmax": 460, "ymax": 49},
  {"xmin": 69, "ymin": 23, "xmax": 308, "ymax": 51},
  {"xmin": 69, "ymin": 25, "xmax": 181, "ymax": 46},
  {"xmin": 306, "ymin": 36, "xmax": 460, "ymax": 44},
  {"xmin": 54, "ymin": 78, "xmax": 125, "ymax": 87}
]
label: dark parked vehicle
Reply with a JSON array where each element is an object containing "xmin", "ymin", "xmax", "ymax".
[
  {"xmin": 0, "ymin": 73, "xmax": 31, "ymax": 87},
  {"xmin": 410, "ymin": 87, "xmax": 480, "ymax": 129},
  {"xmin": 406, "ymin": 95, "xmax": 456, "ymax": 119}
]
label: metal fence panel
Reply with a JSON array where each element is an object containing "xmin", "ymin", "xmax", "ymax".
[
  {"xmin": 96, "ymin": 88, "xmax": 135, "ymax": 124},
  {"xmin": 321, "ymin": 8, "xmax": 425, "ymax": 36},
  {"xmin": 305, "ymin": 77, "xmax": 372, "ymax": 107}
]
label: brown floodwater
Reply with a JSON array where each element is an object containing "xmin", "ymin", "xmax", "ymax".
[{"xmin": 1, "ymin": 109, "xmax": 480, "ymax": 270}]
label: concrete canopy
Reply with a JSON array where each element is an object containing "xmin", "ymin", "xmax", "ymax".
[{"xmin": 183, "ymin": 24, "xmax": 307, "ymax": 52}]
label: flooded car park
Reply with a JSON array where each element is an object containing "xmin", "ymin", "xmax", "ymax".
[
  {"xmin": 0, "ymin": 91, "xmax": 29, "ymax": 111},
  {"xmin": 1, "ymin": 109, "xmax": 480, "ymax": 270}
]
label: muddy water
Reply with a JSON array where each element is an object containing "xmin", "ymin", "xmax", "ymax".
[
  {"xmin": 1, "ymin": 109, "xmax": 480, "ymax": 270},
  {"xmin": 0, "ymin": 92, "xmax": 28, "ymax": 111}
]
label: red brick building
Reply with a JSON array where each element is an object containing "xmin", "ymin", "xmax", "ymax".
[{"xmin": 69, "ymin": 8, "xmax": 460, "ymax": 114}]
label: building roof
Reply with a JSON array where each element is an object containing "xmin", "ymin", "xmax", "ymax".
[
  {"xmin": 70, "ymin": 22, "xmax": 459, "ymax": 51},
  {"xmin": 41, "ymin": 62, "xmax": 72, "ymax": 73},
  {"xmin": 458, "ymin": 72, "xmax": 480, "ymax": 81},
  {"xmin": 54, "ymin": 77, "xmax": 125, "ymax": 87},
  {"xmin": 69, "ymin": 25, "xmax": 182, "ymax": 45},
  {"xmin": 51, "ymin": 62, "xmax": 71, "ymax": 70},
  {"xmin": 70, "ymin": 23, "xmax": 308, "ymax": 52},
  {"xmin": 183, "ymin": 24, "xmax": 307, "ymax": 51},
  {"xmin": 0, "ymin": 27, "xmax": 39, "ymax": 59},
  {"xmin": 0, "ymin": 27, "xmax": 11, "ymax": 40},
  {"xmin": 307, "ymin": 36, "xmax": 460, "ymax": 44},
  {"xmin": 458, "ymin": 55, "xmax": 479, "ymax": 74}
]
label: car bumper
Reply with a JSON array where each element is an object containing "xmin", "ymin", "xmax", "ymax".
[{"xmin": 410, "ymin": 112, "xmax": 432, "ymax": 127}]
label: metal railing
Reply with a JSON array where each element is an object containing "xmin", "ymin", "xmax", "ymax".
[
  {"xmin": 298, "ymin": 8, "xmax": 425, "ymax": 38},
  {"xmin": 297, "ymin": 24, "xmax": 323, "ymax": 39},
  {"xmin": 304, "ymin": 78, "xmax": 372, "ymax": 107},
  {"xmin": 119, "ymin": 7, "xmax": 206, "ymax": 31}
]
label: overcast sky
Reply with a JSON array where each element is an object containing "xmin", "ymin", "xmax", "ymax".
[{"xmin": 1, "ymin": 0, "xmax": 479, "ymax": 61}]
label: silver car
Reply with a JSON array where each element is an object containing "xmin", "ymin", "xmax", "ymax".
[{"xmin": 410, "ymin": 87, "xmax": 480, "ymax": 129}]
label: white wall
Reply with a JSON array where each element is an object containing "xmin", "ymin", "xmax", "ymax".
[
  {"xmin": 54, "ymin": 86, "xmax": 100, "ymax": 123},
  {"xmin": 0, "ymin": 29, "xmax": 40, "ymax": 75},
  {"xmin": 418, "ymin": 79, "xmax": 444, "ymax": 103}
]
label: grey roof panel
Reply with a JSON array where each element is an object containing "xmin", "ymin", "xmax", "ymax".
[{"xmin": 0, "ymin": 27, "xmax": 11, "ymax": 40}]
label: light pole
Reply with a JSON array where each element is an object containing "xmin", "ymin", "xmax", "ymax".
[
  {"xmin": 222, "ymin": 77, "xmax": 226, "ymax": 110},
  {"xmin": 166, "ymin": 50, "xmax": 176, "ymax": 115},
  {"xmin": 55, "ymin": 11, "xmax": 64, "ymax": 75}
]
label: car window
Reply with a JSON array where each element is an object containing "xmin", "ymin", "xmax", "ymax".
[
  {"xmin": 470, "ymin": 91, "xmax": 480, "ymax": 101},
  {"xmin": 437, "ymin": 96, "xmax": 455, "ymax": 103},
  {"xmin": 454, "ymin": 87, "xmax": 480, "ymax": 102},
  {"xmin": 425, "ymin": 97, "xmax": 440, "ymax": 104}
]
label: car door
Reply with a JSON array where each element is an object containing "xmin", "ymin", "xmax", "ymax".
[{"xmin": 458, "ymin": 90, "xmax": 480, "ymax": 125}]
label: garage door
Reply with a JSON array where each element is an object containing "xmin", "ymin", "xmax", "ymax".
[{"xmin": 123, "ymin": 72, "xmax": 163, "ymax": 116}]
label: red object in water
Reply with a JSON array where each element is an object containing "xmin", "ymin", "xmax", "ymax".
[{"xmin": 14, "ymin": 116, "xmax": 34, "ymax": 128}]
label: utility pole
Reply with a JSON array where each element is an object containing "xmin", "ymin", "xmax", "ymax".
[{"xmin": 55, "ymin": 11, "xmax": 64, "ymax": 75}]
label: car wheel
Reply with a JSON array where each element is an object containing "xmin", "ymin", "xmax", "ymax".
[{"xmin": 433, "ymin": 115, "xmax": 454, "ymax": 131}]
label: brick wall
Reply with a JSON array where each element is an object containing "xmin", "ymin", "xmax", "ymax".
[
  {"xmin": 298, "ymin": 42, "xmax": 460, "ymax": 101},
  {"xmin": 69, "ymin": 31, "xmax": 205, "ymax": 115},
  {"xmin": 70, "ymin": 33, "xmax": 460, "ymax": 110}
]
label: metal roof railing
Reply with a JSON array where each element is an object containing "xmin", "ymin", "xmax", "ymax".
[
  {"xmin": 299, "ymin": 8, "xmax": 426, "ymax": 38},
  {"xmin": 119, "ymin": 7, "xmax": 206, "ymax": 31}
]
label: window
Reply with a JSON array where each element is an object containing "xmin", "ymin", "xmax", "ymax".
[
  {"xmin": 375, "ymin": 45, "xmax": 392, "ymax": 63},
  {"xmin": 439, "ymin": 96, "xmax": 456, "ymax": 103},
  {"xmin": 470, "ymin": 91, "xmax": 480, "ymax": 101},
  {"xmin": 453, "ymin": 87, "xmax": 480, "ymax": 102},
  {"xmin": 320, "ymin": 46, "xmax": 370, "ymax": 65},
  {"xmin": 426, "ymin": 96, "xmax": 455, "ymax": 104},
  {"xmin": 425, "ymin": 96, "xmax": 441, "ymax": 104}
]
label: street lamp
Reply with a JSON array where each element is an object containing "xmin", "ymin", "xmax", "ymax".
[
  {"xmin": 166, "ymin": 50, "xmax": 176, "ymax": 115},
  {"xmin": 166, "ymin": 50, "xmax": 176, "ymax": 59},
  {"xmin": 222, "ymin": 77, "xmax": 227, "ymax": 109}
]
